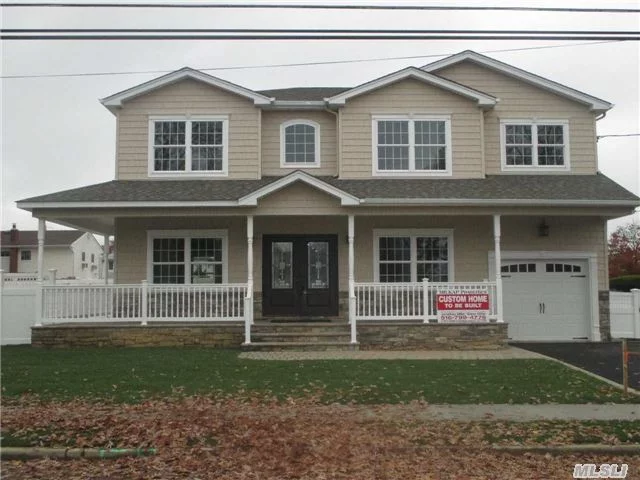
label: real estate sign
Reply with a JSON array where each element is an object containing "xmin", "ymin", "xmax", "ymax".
[{"xmin": 436, "ymin": 289, "xmax": 490, "ymax": 323}]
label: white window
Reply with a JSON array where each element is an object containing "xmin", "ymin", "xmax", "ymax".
[
  {"xmin": 500, "ymin": 119, "xmax": 569, "ymax": 171},
  {"xmin": 373, "ymin": 229, "xmax": 454, "ymax": 282},
  {"xmin": 21, "ymin": 250, "xmax": 31, "ymax": 261},
  {"xmin": 147, "ymin": 230, "xmax": 228, "ymax": 284},
  {"xmin": 372, "ymin": 116, "xmax": 452, "ymax": 176},
  {"xmin": 148, "ymin": 116, "xmax": 229, "ymax": 176},
  {"xmin": 280, "ymin": 120, "xmax": 320, "ymax": 167}
]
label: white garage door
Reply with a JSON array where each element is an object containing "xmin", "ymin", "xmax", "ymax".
[{"xmin": 502, "ymin": 260, "xmax": 590, "ymax": 341}]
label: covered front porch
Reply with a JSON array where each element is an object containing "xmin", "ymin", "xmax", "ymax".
[{"xmin": 24, "ymin": 206, "xmax": 509, "ymax": 349}]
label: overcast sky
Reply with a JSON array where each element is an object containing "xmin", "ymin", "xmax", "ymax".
[{"xmin": 1, "ymin": 0, "xmax": 639, "ymax": 235}]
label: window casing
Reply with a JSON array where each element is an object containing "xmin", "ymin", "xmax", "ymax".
[
  {"xmin": 372, "ymin": 115, "xmax": 452, "ymax": 176},
  {"xmin": 280, "ymin": 120, "xmax": 321, "ymax": 167},
  {"xmin": 148, "ymin": 116, "xmax": 229, "ymax": 176},
  {"xmin": 21, "ymin": 250, "xmax": 31, "ymax": 261},
  {"xmin": 373, "ymin": 229, "xmax": 454, "ymax": 282},
  {"xmin": 146, "ymin": 230, "xmax": 228, "ymax": 284},
  {"xmin": 500, "ymin": 119, "xmax": 570, "ymax": 171}
]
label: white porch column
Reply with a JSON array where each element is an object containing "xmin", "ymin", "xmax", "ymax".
[
  {"xmin": 348, "ymin": 215, "xmax": 355, "ymax": 327},
  {"xmin": 493, "ymin": 214, "xmax": 504, "ymax": 323},
  {"xmin": 246, "ymin": 215, "xmax": 254, "ymax": 325},
  {"xmin": 103, "ymin": 234, "xmax": 109, "ymax": 285},
  {"xmin": 36, "ymin": 219, "xmax": 46, "ymax": 281}
]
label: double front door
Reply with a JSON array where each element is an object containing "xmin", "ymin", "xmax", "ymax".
[{"xmin": 262, "ymin": 235, "xmax": 338, "ymax": 317}]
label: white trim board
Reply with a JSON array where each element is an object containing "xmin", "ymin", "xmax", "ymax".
[
  {"xmin": 326, "ymin": 66, "xmax": 497, "ymax": 108},
  {"xmin": 238, "ymin": 170, "xmax": 360, "ymax": 206},
  {"xmin": 422, "ymin": 50, "xmax": 612, "ymax": 113},
  {"xmin": 101, "ymin": 68, "xmax": 273, "ymax": 111}
]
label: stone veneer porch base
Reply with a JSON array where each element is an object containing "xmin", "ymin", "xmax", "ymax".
[{"xmin": 31, "ymin": 322, "xmax": 508, "ymax": 350}]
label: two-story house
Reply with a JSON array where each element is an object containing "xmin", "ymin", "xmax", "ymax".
[{"xmin": 18, "ymin": 50, "xmax": 638, "ymax": 347}]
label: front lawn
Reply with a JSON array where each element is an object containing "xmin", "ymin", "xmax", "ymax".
[{"xmin": 1, "ymin": 346, "xmax": 637, "ymax": 404}]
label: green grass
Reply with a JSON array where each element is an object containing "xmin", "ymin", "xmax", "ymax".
[{"xmin": 1, "ymin": 346, "xmax": 638, "ymax": 404}]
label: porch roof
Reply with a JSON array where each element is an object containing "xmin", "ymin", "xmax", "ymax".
[{"xmin": 17, "ymin": 172, "xmax": 639, "ymax": 208}]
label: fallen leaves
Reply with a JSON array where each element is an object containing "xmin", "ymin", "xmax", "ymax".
[{"xmin": 1, "ymin": 395, "xmax": 639, "ymax": 479}]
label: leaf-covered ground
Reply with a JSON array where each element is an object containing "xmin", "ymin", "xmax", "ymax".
[
  {"xmin": 3, "ymin": 346, "xmax": 638, "ymax": 404},
  {"xmin": 2, "ymin": 396, "xmax": 639, "ymax": 479}
]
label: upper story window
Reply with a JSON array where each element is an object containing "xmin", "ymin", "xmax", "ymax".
[
  {"xmin": 148, "ymin": 116, "xmax": 229, "ymax": 176},
  {"xmin": 280, "ymin": 120, "xmax": 320, "ymax": 168},
  {"xmin": 500, "ymin": 119, "xmax": 569, "ymax": 171},
  {"xmin": 372, "ymin": 115, "xmax": 452, "ymax": 176}
]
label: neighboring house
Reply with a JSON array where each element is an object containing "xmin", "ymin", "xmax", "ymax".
[
  {"xmin": 1, "ymin": 224, "xmax": 104, "ymax": 279},
  {"xmin": 17, "ymin": 50, "xmax": 639, "ymax": 341}
]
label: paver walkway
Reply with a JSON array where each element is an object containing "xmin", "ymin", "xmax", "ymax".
[{"xmin": 239, "ymin": 346, "xmax": 545, "ymax": 361}]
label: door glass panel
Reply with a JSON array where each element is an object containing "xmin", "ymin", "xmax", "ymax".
[
  {"xmin": 308, "ymin": 242, "xmax": 329, "ymax": 289},
  {"xmin": 272, "ymin": 242, "xmax": 293, "ymax": 289}
]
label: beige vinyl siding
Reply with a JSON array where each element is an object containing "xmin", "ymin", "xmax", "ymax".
[
  {"xmin": 339, "ymin": 78, "xmax": 483, "ymax": 179},
  {"xmin": 434, "ymin": 62, "xmax": 598, "ymax": 174},
  {"xmin": 261, "ymin": 111, "xmax": 338, "ymax": 176},
  {"xmin": 354, "ymin": 215, "xmax": 606, "ymax": 290},
  {"xmin": 256, "ymin": 182, "xmax": 344, "ymax": 216},
  {"xmin": 500, "ymin": 216, "xmax": 607, "ymax": 290},
  {"xmin": 113, "ymin": 212, "xmax": 607, "ymax": 293},
  {"xmin": 114, "ymin": 217, "xmax": 247, "ymax": 284},
  {"xmin": 116, "ymin": 79, "xmax": 260, "ymax": 179}
]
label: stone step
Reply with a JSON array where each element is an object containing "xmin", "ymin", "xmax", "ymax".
[
  {"xmin": 251, "ymin": 323, "xmax": 350, "ymax": 334},
  {"xmin": 242, "ymin": 341, "xmax": 358, "ymax": 352},
  {"xmin": 251, "ymin": 332, "xmax": 352, "ymax": 343}
]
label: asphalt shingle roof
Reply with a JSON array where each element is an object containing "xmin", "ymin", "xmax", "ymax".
[
  {"xmin": 1, "ymin": 230, "xmax": 84, "ymax": 247},
  {"xmin": 18, "ymin": 173, "xmax": 639, "ymax": 205},
  {"xmin": 256, "ymin": 87, "xmax": 351, "ymax": 101}
]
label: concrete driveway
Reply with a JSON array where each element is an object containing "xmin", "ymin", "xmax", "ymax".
[{"xmin": 514, "ymin": 341, "xmax": 640, "ymax": 390}]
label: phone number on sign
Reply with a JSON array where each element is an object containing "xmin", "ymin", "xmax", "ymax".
[{"xmin": 439, "ymin": 313, "xmax": 487, "ymax": 322}]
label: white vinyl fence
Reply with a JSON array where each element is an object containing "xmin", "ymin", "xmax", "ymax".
[
  {"xmin": 1, "ymin": 287, "xmax": 37, "ymax": 344},
  {"xmin": 610, "ymin": 289, "xmax": 640, "ymax": 339}
]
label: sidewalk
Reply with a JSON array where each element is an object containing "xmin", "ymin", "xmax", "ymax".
[
  {"xmin": 362, "ymin": 404, "xmax": 640, "ymax": 422},
  {"xmin": 238, "ymin": 346, "xmax": 546, "ymax": 361}
]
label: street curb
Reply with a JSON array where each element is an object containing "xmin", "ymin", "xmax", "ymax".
[
  {"xmin": 0, "ymin": 447, "xmax": 157, "ymax": 460},
  {"xmin": 493, "ymin": 444, "xmax": 640, "ymax": 455},
  {"xmin": 531, "ymin": 353, "xmax": 640, "ymax": 396}
]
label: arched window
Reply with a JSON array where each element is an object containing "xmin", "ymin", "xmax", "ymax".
[{"xmin": 280, "ymin": 120, "xmax": 320, "ymax": 167}]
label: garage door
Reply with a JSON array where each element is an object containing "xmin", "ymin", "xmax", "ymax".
[{"xmin": 501, "ymin": 260, "xmax": 590, "ymax": 341}]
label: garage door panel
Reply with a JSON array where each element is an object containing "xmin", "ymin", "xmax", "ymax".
[{"xmin": 502, "ymin": 259, "xmax": 590, "ymax": 341}]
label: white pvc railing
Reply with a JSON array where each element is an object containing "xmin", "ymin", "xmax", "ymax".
[
  {"xmin": 40, "ymin": 282, "xmax": 249, "ymax": 324},
  {"xmin": 354, "ymin": 280, "xmax": 498, "ymax": 323}
]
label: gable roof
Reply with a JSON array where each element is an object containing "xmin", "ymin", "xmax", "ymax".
[
  {"xmin": 325, "ymin": 66, "xmax": 497, "ymax": 108},
  {"xmin": 17, "ymin": 173, "xmax": 639, "ymax": 209},
  {"xmin": 422, "ymin": 50, "xmax": 612, "ymax": 112},
  {"xmin": 1, "ymin": 230, "xmax": 84, "ymax": 248},
  {"xmin": 100, "ymin": 67, "xmax": 273, "ymax": 111},
  {"xmin": 238, "ymin": 170, "xmax": 360, "ymax": 206}
]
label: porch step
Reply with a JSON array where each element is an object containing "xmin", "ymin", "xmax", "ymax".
[
  {"xmin": 245, "ymin": 322, "xmax": 355, "ymax": 351},
  {"xmin": 252, "ymin": 331, "xmax": 352, "ymax": 343},
  {"xmin": 242, "ymin": 341, "xmax": 358, "ymax": 352}
]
